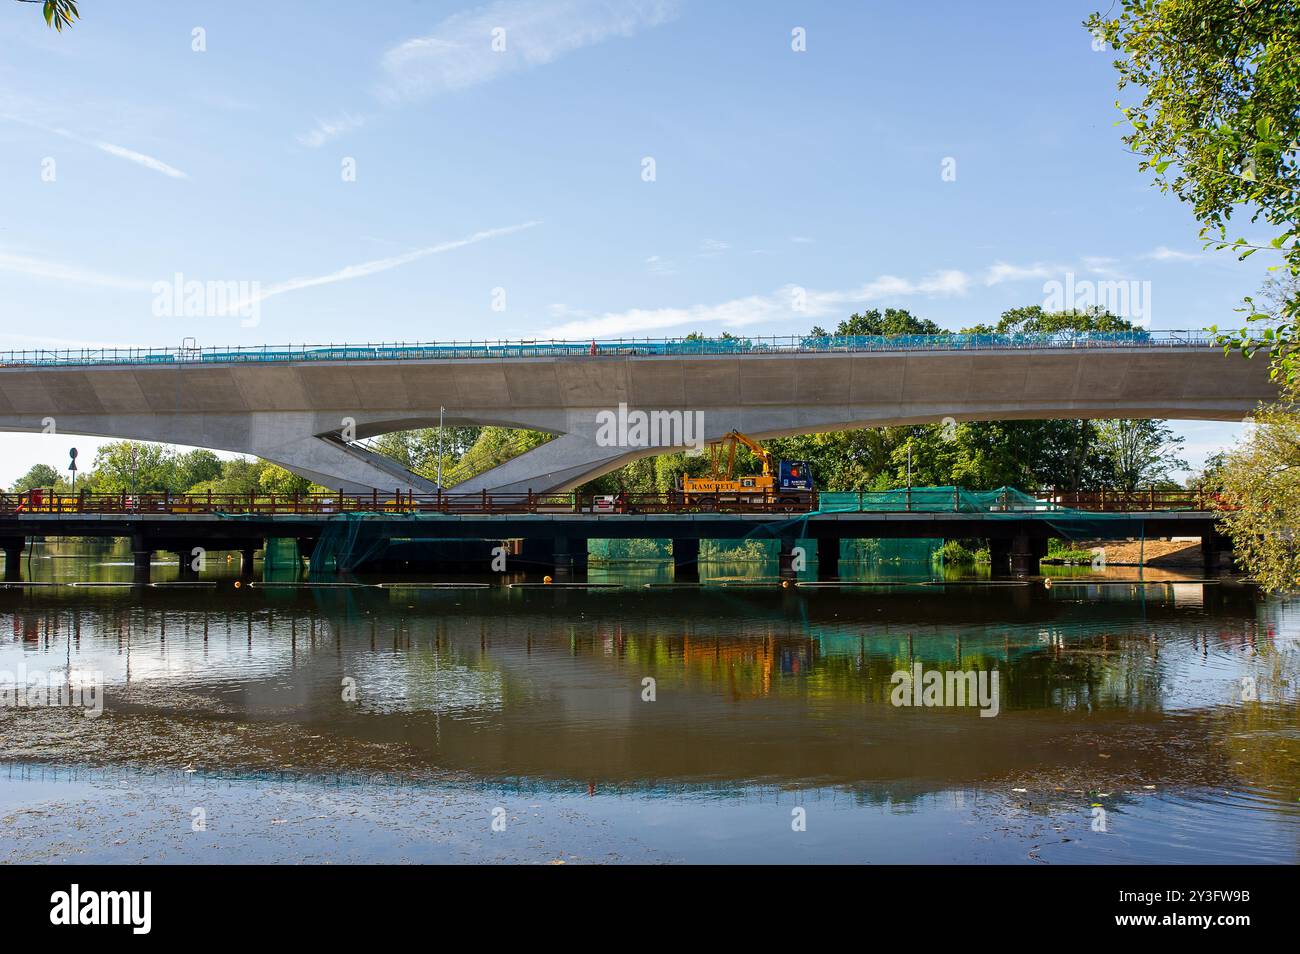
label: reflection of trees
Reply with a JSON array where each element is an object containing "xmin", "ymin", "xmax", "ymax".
[
  {"xmin": 584, "ymin": 621, "xmax": 1189, "ymax": 712},
  {"xmin": 1214, "ymin": 645, "xmax": 1300, "ymax": 813}
]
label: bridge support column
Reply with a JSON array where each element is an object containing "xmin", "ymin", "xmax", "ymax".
[
  {"xmin": 673, "ymin": 538, "xmax": 699, "ymax": 582},
  {"xmin": 988, "ymin": 538, "xmax": 1011, "ymax": 576},
  {"xmin": 240, "ymin": 547, "xmax": 258, "ymax": 579},
  {"xmin": 1010, "ymin": 533, "xmax": 1047, "ymax": 576},
  {"xmin": 553, "ymin": 537, "xmax": 587, "ymax": 579},
  {"xmin": 297, "ymin": 538, "xmax": 318, "ymax": 568},
  {"xmin": 816, "ymin": 537, "xmax": 840, "ymax": 581},
  {"xmin": 1202, "ymin": 530, "xmax": 1234, "ymax": 571},
  {"xmin": 176, "ymin": 544, "xmax": 200, "ymax": 578},
  {"xmin": 131, "ymin": 535, "xmax": 152, "ymax": 586},
  {"xmin": 1, "ymin": 537, "xmax": 24, "ymax": 582},
  {"xmin": 778, "ymin": 538, "xmax": 798, "ymax": 580}
]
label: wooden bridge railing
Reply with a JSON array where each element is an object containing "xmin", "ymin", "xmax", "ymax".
[{"xmin": 0, "ymin": 487, "xmax": 1224, "ymax": 517}]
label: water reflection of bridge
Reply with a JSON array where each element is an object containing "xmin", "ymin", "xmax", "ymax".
[{"xmin": 1, "ymin": 581, "xmax": 1281, "ymax": 794}]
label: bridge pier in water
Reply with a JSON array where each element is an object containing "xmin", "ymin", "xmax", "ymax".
[
  {"xmin": 673, "ymin": 538, "xmax": 699, "ymax": 582},
  {"xmin": 987, "ymin": 538, "xmax": 1011, "ymax": 575},
  {"xmin": 1009, "ymin": 533, "xmax": 1048, "ymax": 576},
  {"xmin": 174, "ymin": 543, "xmax": 202, "ymax": 578},
  {"xmin": 816, "ymin": 537, "xmax": 839, "ymax": 580},
  {"xmin": 2, "ymin": 536, "xmax": 24, "ymax": 582},
  {"xmin": 1202, "ymin": 530, "xmax": 1234, "ymax": 571},
  {"xmin": 131, "ymin": 535, "xmax": 153, "ymax": 585},
  {"xmin": 778, "ymin": 538, "xmax": 798, "ymax": 579},
  {"xmin": 551, "ymin": 537, "xmax": 588, "ymax": 579}
]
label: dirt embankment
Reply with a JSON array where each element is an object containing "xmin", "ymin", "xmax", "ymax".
[{"xmin": 1067, "ymin": 539, "xmax": 1205, "ymax": 568}]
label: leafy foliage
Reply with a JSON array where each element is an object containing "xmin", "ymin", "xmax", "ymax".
[
  {"xmin": 1093, "ymin": 419, "xmax": 1188, "ymax": 491},
  {"xmin": 14, "ymin": 1, "xmax": 78, "ymax": 31},
  {"xmin": 812, "ymin": 308, "xmax": 943, "ymax": 337},
  {"xmin": 962, "ymin": 304, "xmax": 1139, "ymax": 336},
  {"xmin": 1216, "ymin": 403, "xmax": 1300, "ymax": 591},
  {"xmin": 8, "ymin": 463, "xmax": 62, "ymax": 492},
  {"xmin": 1086, "ymin": 0, "xmax": 1299, "ymax": 392}
]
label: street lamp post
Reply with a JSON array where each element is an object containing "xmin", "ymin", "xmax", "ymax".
[{"xmin": 435, "ymin": 406, "xmax": 445, "ymax": 489}]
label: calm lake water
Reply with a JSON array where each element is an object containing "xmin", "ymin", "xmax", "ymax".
[{"xmin": 1, "ymin": 540, "xmax": 1296, "ymax": 864}]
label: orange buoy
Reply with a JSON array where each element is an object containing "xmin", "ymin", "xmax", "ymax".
[{"xmin": 543, "ymin": 575, "xmax": 553, "ymax": 585}]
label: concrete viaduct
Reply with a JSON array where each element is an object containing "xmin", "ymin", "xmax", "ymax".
[{"xmin": 0, "ymin": 335, "xmax": 1276, "ymax": 494}]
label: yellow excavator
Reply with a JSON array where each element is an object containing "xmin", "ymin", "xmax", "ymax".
[{"xmin": 679, "ymin": 430, "xmax": 814, "ymax": 510}]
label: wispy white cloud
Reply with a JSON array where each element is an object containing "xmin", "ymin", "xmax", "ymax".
[
  {"xmin": 238, "ymin": 220, "xmax": 543, "ymax": 309},
  {"xmin": 377, "ymin": 0, "xmax": 679, "ymax": 103},
  {"xmin": 90, "ymin": 140, "xmax": 187, "ymax": 179},
  {"xmin": 297, "ymin": 113, "xmax": 367, "ymax": 148},
  {"xmin": 1081, "ymin": 255, "xmax": 1131, "ymax": 280},
  {"xmin": 1, "ymin": 221, "xmax": 541, "ymax": 314},
  {"xmin": 1144, "ymin": 245, "xmax": 1203, "ymax": 262},
  {"xmin": 0, "ymin": 250, "xmax": 153, "ymax": 291},
  {"xmin": 294, "ymin": 1, "xmax": 676, "ymax": 145},
  {"xmin": 1, "ymin": 114, "xmax": 188, "ymax": 179},
  {"xmin": 542, "ymin": 270, "xmax": 971, "ymax": 338},
  {"xmin": 645, "ymin": 254, "xmax": 676, "ymax": 275},
  {"xmin": 984, "ymin": 261, "xmax": 1057, "ymax": 286}
]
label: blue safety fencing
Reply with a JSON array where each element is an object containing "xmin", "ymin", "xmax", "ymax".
[{"xmin": 0, "ymin": 330, "xmax": 1215, "ymax": 368}]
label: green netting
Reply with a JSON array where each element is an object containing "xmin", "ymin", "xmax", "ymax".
[
  {"xmin": 819, "ymin": 486, "xmax": 1058, "ymax": 513},
  {"xmin": 263, "ymin": 537, "xmax": 300, "ymax": 570},
  {"xmin": 815, "ymin": 486, "xmax": 1142, "ymax": 541},
  {"xmin": 310, "ymin": 514, "xmax": 384, "ymax": 575}
]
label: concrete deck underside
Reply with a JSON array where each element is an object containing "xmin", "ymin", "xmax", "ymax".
[{"xmin": 0, "ymin": 348, "xmax": 1276, "ymax": 493}]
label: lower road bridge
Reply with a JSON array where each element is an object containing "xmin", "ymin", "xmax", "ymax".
[{"xmin": 0, "ymin": 488, "xmax": 1234, "ymax": 582}]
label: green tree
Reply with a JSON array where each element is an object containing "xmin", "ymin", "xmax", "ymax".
[
  {"xmin": 186, "ymin": 457, "xmax": 269, "ymax": 496},
  {"xmin": 90, "ymin": 442, "xmax": 177, "ymax": 494},
  {"xmin": 435, "ymin": 427, "xmax": 551, "ymax": 488},
  {"xmin": 1215, "ymin": 404, "xmax": 1300, "ymax": 591},
  {"xmin": 371, "ymin": 426, "xmax": 482, "ymax": 481},
  {"xmin": 1086, "ymin": 0, "xmax": 1299, "ymax": 390},
  {"xmin": 1094, "ymin": 419, "xmax": 1189, "ymax": 491},
  {"xmin": 174, "ymin": 449, "xmax": 224, "ymax": 492},
  {"xmin": 258, "ymin": 464, "xmax": 312, "ymax": 496},
  {"xmin": 9, "ymin": 463, "xmax": 61, "ymax": 492},
  {"xmin": 1188, "ymin": 451, "xmax": 1228, "ymax": 493},
  {"xmin": 965, "ymin": 305, "xmax": 1138, "ymax": 336},
  {"xmin": 831, "ymin": 308, "xmax": 945, "ymax": 337}
]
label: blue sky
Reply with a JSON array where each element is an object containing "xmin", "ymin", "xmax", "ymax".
[{"xmin": 0, "ymin": 0, "xmax": 1274, "ymax": 485}]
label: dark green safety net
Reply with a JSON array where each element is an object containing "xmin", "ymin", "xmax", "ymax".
[{"xmin": 816, "ymin": 486, "xmax": 1141, "ymax": 541}]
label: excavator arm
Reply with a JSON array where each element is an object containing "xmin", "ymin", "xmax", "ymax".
[{"xmin": 707, "ymin": 430, "xmax": 775, "ymax": 478}]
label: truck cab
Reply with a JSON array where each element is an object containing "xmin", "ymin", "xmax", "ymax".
[{"xmin": 779, "ymin": 460, "xmax": 814, "ymax": 492}]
